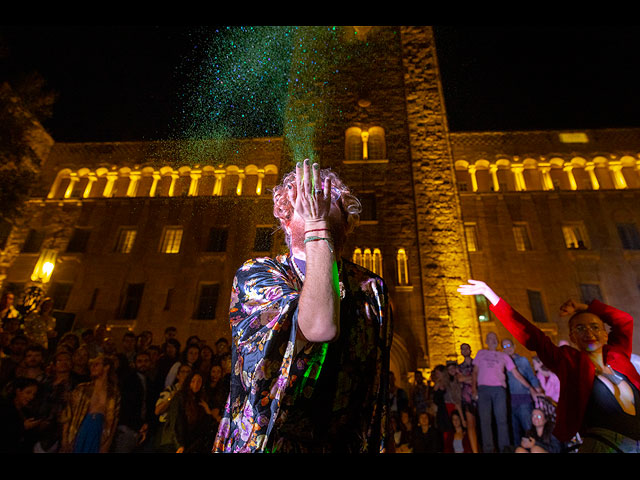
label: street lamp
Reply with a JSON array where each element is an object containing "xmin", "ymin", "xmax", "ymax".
[{"xmin": 31, "ymin": 249, "xmax": 57, "ymax": 284}]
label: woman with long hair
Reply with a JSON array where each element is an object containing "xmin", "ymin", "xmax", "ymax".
[
  {"xmin": 431, "ymin": 364, "xmax": 466, "ymax": 433},
  {"xmin": 515, "ymin": 408, "xmax": 562, "ymax": 453},
  {"xmin": 443, "ymin": 410, "xmax": 473, "ymax": 453},
  {"xmin": 171, "ymin": 371, "xmax": 215, "ymax": 453}
]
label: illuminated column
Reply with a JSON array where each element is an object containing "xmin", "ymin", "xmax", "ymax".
[
  {"xmin": 167, "ymin": 172, "xmax": 179, "ymax": 197},
  {"xmin": 563, "ymin": 165, "xmax": 577, "ymax": 190},
  {"xmin": 585, "ymin": 164, "xmax": 600, "ymax": 190},
  {"xmin": 539, "ymin": 166, "xmax": 554, "ymax": 191},
  {"xmin": 126, "ymin": 171, "xmax": 141, "ymax": 197},
  {"xmin": 213, "ymin": 172, "xmax": 224, "ymax": 196},
  {"xmin": 63, "ymin": 173, "xmax": 79, "ymax": 198},
  {"xmin": 83, "ymin": 173, "xmax": 97, "ymax": 198},
  {"xmin": 361, "ymin": 131, "xmax": 369, "ymax": 160},
  {"xmin": 256, "ymin": 171, "xmax": 265, "ymax": 195},
  {"xmin": 149, "ymin": 173, "xmax": 161, "ymax": 197},
  {"xmin": 47, "ymin": 172, "xmax": 65, "ymax": 199},
  {"xmin": 610, "ymin": 164, "xmax": 628, "ymax": 189},
  {"xmin": 188, "ymin": 171, "xmax": 201, "ymax": 196},
  {"xmin": 511, "ymin": 165, "xmax": 527, "ymax": 191},
  {"xmin": 103, "ymin": 171, "xmax": 118, "ymax": 197},
  {"xmin": 489, "ymin": 164, "xmax": 500, "ymax": 192},
  {"xmin": 468, "ymin": 166, "xmax": 478, "ymax": 192},
  {"xmin": 236, "ymin": 173, "xmax": 245, "ymax": 196}
]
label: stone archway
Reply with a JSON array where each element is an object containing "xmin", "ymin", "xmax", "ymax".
[{"xmin": 389, "ymin": 333, "xmax": 413, "ymax": 392}]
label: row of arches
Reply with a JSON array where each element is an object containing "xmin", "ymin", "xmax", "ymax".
[
  {"xmin": 47, "ymin": 164, "xmax": 280, "ymax": 200},
  {"xmin": 352, "ymin": 247, "xmax": 411, "ymax": 286},
  {"xmin": 455, "ymin": 155, "xmax": 640, "ymax": 193}
]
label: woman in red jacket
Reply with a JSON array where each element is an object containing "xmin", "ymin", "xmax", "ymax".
[
  {"xmin": 458, "ymin": 279, "xmax": 640, "ymax": 453},
  {"xmin": 443, "ymin": 410, "xmax": 473, "ymax": 453}
]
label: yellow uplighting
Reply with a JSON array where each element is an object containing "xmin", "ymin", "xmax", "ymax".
[{"xmin": 31, "ymin": 249, "xmax": 57, "ymax": 284}]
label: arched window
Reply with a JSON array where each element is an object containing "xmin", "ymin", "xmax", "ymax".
[
  {"xmin": 345, "ymin": 127, "xmax": 362, "ymax": 161},
  {"xmin": 367, "ymin": 127, "xmax": 386, "ymax": 160},
  {"xmin": 363, "ymin": 248, "xmax": 372, "ymax": 271},
  {"xmin": 48, "ymin": 169, "xmax": 73, "ymax": 199},
  {"xmin": 396, "ymin": 248, "xmax": 409, "ymax": 285},
  {"xmin": 372, "ymin": 248, "xmax": 383, "ymax": 277},
  {"xmin": 352, "ymin": 247, "xmax": 363, "ymax": 266}
]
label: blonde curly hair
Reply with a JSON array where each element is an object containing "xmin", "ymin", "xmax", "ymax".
[{"xmin": 272, "ymin": 168, "xmax": 362, "ymax": 246}]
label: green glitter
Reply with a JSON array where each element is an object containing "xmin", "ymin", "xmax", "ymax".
[{"xmin": 165, "ymin": 26, "xmax": 369, "ymax": 169}]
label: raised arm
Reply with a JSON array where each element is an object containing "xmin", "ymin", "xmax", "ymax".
[
  {"xmin": 289, "ymin": 160, "xmax": 340, "ymax": 343},
  {"xmin": 586, "ymin": 299, "xmax": 634, "ymax": 355},
  {"xmin": 458, "ymin": 280, "xmax": 565, "ymax": 371}
]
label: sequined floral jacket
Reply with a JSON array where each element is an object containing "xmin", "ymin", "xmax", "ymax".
[{"xmin": 212, "ymin": 254, "xmax": 392, "ymax": 453}]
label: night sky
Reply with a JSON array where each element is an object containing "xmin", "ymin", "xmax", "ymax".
[{"xmin": 2, "ymin": 25, "xmax": 640, "ymax": 143}]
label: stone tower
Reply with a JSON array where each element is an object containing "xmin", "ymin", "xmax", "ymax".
[{"xmin": 284, "ymin": 25, "xmax": 482, "ymax": 376}]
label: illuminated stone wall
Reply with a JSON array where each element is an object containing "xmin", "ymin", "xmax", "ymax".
[
  {"xmin": 1, "ymin": 139, "xmax": 286, "ymax": 346},
  {"xmin": 400, "ymin": 26, "xmax": 481, "ymax": 366},
  {"xmin": 451, "ymin": 129, "xmax": 640, "ymax": 356}
]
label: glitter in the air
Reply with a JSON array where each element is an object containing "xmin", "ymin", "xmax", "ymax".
[{"xmin": 168, "ymin": 26, "xmax": 352, "ymax": 168}]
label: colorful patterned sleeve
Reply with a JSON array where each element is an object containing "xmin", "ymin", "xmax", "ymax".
[{"xmin": 214, "ymin": 256, "xmax": 302, "ymax": 453}]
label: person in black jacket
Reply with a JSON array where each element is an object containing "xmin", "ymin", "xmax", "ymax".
[
  {"xmin": 0, "ymin": 377, "xmax": 41, "ymax": 452},
  {"xmin": 411, "ymin": 411, "xmax": 442, "ymax": 453}
]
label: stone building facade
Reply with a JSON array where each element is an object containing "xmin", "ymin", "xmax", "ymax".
[{"xmin": 2, "ymin": 26, "xmax": 640, "ymax": 387}]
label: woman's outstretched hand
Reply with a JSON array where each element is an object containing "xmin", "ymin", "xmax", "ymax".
[{"xmin": 457, "ymin": 279, "xmax": 501, "ymax": 306}]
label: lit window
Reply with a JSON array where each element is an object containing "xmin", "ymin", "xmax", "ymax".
[
  {"xmin": 345, "ymin": 127, "xmax": 363, "ymax": 161},
  {"xmin": 372, "ymin": 248, "xmax": 383, "ymax": 277},
  {"xmin": 558, "ymin": 132, "xmax": 589, "ymax": 144},
  {"xmin": 396, "ymin": 248, "xmax": 409, "ymax": 285},
  {"xmin": 475, "ymin": 295, "xmax": 490, "ymax": 322},
  {"xmin": 115, "ymin": 228, "xmax": 137, "ymax": 254},
  {"xmin": 194, "ymin": 283, "xmax": 220, "ymax": 320},
  {"xmin": 367, "ymin": 127, "xmax": 386, "ymax": 160},
  {"xmin": 464, "ymin": 224, "xmax": 479, "ymax": 252},
  {"xmin": 617, "ymin": 223, "xmax": 640, "ymax": 250},
  {"xmin": 161, "ymin": 227, "xmax": 183, "ymax": 254},
  {"xmin": 562, "ymin": 223, "xmax": 589, "ymax": 249},
  {"xmin": 513, "ymin": 224, "xmax": 532, "ymax": 251},
  {"xmin": 527, "ymin": 290, "xmax": 548, "ymax": 323},
  {"xmin": 352, "ymin": 248, "xmax": 363, "ymax": 266},
  {"xmin": 344, "ymin": 126, "xmax": 385, "ymax": 162},
  {"xmin": 363, "ymin": 248, "xmax": 373, "ymax": 271}
]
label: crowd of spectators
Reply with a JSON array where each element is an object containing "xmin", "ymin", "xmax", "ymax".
[
  {"xmin": 0, "ymin": 291, "xmax": 231, "ymax": 453},
  {"xmin": 388, "ymin": 337, "xmax": 569, "ymax": 454},
  {"xmin": 1, "ymin": 289, "xmax": 584, "ymax": 454}
]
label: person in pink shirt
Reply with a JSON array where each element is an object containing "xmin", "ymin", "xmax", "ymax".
[
  {"xmin": 533, "ymin": 357, "xmax": 560, "ymax": 403},
  {"xmin": 532, "ymin": 356, "xmax": 561, "ymax": 422},
  {"xmin": 472, "ymin": 332, "xmax": 539, "ymax": 453}
]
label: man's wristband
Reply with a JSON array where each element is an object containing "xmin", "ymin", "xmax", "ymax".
[{"xmin": 304, "ymin": 236, "xmax": 334, "ymax": 253}]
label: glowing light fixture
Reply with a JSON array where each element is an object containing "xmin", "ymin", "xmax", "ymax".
[{"xmin": 31, "ymin": 249, "xmax": 57, "ymax": 283}]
